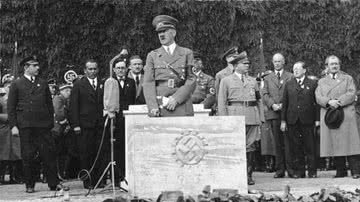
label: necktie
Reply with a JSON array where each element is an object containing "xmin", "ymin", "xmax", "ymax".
[
  {"xmin": 31, "ymin": 77, "xmax": 35, "ymax": 83},
  {"xmin": 135, "ymin": 75, "xmax": 140, "ymax": 86},
  {"xmin": 277, "ymin": 72, "xmax": 281, "ymax": 80},
  {"xmin": 241, "ymin": 74, "xmax": 244, "ymax": 82},
  {"xmin": 166, "ymin": 46, "xmax": 171, "ymax": 55},
  {"xmin": 297, "ymin": 79, "xmax": 301, "ymax": 86},
  {"xmin": 92, "ymin": 79, "xmax": 96, "ymax": 90},
  {"xmin": 332, "ymin": 73, "xmax": 336, "ymax": 79}
]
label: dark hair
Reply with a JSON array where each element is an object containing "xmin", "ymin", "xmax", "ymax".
[
  {"xmin": 112, "ymin": 57, "xmax": 127, "ymax": 69},
  {"xmin": 84, "ymin": 59, "xmax": 98, "ymax": 69}
]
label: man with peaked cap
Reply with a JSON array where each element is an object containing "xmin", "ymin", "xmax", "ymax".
[
  {"xmin": 214, "ymin": 46, "xmax": 239, "ymax": 96},
  {"xmin": 191, "ymin": 52, "xmax": 216, "ymax": 109},
  {"xmin": 143, "ymin": 15, "xmax": 196, "ymax": 117},
  {"xmin": 218, "ymin": 51, "xmax": 265, "ymax": 185},
  {"xmin": 7, "ymin": 56, "xmax": 60, "ymax": 193}
]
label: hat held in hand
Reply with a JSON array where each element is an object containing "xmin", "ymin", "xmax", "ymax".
[{"xmin": 325, "ymin": 107, "xmax": 344, "ymax": 129}]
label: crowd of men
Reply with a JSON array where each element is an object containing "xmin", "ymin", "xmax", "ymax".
[{"xmin": 1, "ymin": 14, "xmax": 360, "ymax": 194}]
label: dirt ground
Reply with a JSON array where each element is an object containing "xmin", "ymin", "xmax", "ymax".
[{"xmin": 1, "ymin": 170, "xmax": 360, "ymax": 202}]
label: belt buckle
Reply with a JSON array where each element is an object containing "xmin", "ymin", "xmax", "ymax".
[{"xmin": 168, "ymin": 79, "xmax": 175, "ymax": 88}]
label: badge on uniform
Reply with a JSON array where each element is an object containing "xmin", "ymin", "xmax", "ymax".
[
  {"xmin": 280, "ymin": 80, "xmax": 283, "ymax": 85},
  {"xmin": 37, "ymin": 84, "xmax": 40, "ymax": 87},
  {"xmin": 209, "ymin": 88, "xmax": 215, "ymax": 95}
]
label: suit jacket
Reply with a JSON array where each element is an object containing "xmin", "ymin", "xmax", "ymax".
[
  {"xmin": 127, "ymin": 72, "xmax": 145, "ymax": 104},
  {"xmin": 262, "ymin": 70, "xmax": 293, "ymax": 120},
  {"xmin": 7, "ymin": 76, "xmax": 54, "ymax": 129},
  {"xmin": 69, "ymin": 77, "xmax": 104, "ymax": 129},
  {"xmin": 143, "ymin": 44, "xmax": 196, "ymax": 116},
  {"xmin": 53, "ymin": 94, "xmax": 69, "ymax": 123},
  {"xmin": 118, "ymin": 77, "xmax": 136, "ymax": 113},
  {"xmin": 281, "ymin": 77, "xmax": 319, "ymax": 125}
]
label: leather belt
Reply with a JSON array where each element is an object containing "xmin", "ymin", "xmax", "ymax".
[
  {"xmin": 228, "ymin": 100, "xmax": 257, "ymax": 106},
  {"xmin": 156, "ymin": 79, "xmax": 179, "ymax": 88}
]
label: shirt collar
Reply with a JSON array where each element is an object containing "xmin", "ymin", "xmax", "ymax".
[
  {"xmin": 195, "ymin": 70, "xmax": 202, "ymax": 77},
  {"xmin": 87, "ymin": 77, "xmax": 97, "ymax": 84},
  {"xmin": 162, "ymin": 43, "xmax": 176, "ymax": 55},
  {"xmin": 297, "ymin": 75, "xmax": 305, "ymax": 84},
  {"xmin": 24, "ymin": 74, "xmax": 34, "ymax": 82},
  {"xmin": 234, "ymin": 72, "xmax": 243, "ymax": 80},
  {"xmin": 131, "ymin": 72, "xmax": 140, "ymax": 79},
  {"xmin": 275, "ymin": 69, "xmax": 283, "ymax": 76}
]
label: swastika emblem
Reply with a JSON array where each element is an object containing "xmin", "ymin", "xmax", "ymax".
[{"xmin": 173, "ymin": 131, "xmax": 207, "ymax": 166}]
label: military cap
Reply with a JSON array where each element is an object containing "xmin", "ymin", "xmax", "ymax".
[
  {"xmin": 325, "ymin": 107, "xmax": 344, "ymax": 129},
  {"xmin": 20, "ymin": 55, "xmax": 38, "ymax": 67},
  {"xmin": 229, "ymin": 51, "xmax": 249, "ymax": 65},
  {"xmin": 59, "ymin": 83, "xmax": 73, "ymax": 91},
  {"xmin": 221, "ymin": 46, "xmax": 239, "ymax": 61},
  {"xmin": 152, "ymin": 15, "xmax": 178, "ymax": 32},
  {"xmin": 47, "ymin": 78, "xmax": 57, "ymax": 86}
]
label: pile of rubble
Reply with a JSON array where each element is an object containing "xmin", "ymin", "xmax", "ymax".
[{"xmin": 105, "ymin": 185, "xmax": 360, "ymax": 202}]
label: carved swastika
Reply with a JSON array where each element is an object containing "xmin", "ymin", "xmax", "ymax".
[{"xmin": 174, "ymin": 131, "xmax": 207, "ymax": 165}]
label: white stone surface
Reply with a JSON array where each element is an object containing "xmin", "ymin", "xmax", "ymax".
[
  {"xmin": 125, "ymin": 116, "xmax": 247, "ymax": 198},
  {"xmin": 124, "ymin": 104, "xmax": 211, "ymax": 116}
]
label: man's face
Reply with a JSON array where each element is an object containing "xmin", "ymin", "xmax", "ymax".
[
  {"xmin": 60, "ymin": 88, "xmax": 71, "ymax": 99},
  {"xmin": 158, "ymin": 29, "xmax": 176, "ymax": 46},
  {"xmin": 48, "ymin": 85, "xmax": 57, "ymax": 95},
  {"xmin": 192, "ymin": 58, "xmax": 203, "ymax": 73},
  {"xmin": 272, "ymin": 54, "xmax": 285, "ymax": 71},
  {"xmin": 113, "ymin": 61, "xmax": 127, "ymax": 77},
  {"xmin": 234, "ymin": 62, "xmax": 250, "ymax": 74},
  {"xmin": 84, "ymin": 62, "xmax": 99, "ymax": 79},
  {"xmin": 327, "ymin": 57, "xmax": 340, "ymax": 74},
  {"xmin": 25, "ymin": 63, "xmax": 40, "ymax": 77},
  {"xmin": 293, "ymin": 63, "xmax": 306, "ymax": 78},
  {"xmin": 129, "ymin": 58, "xmax": 143, "ymax": 74}
]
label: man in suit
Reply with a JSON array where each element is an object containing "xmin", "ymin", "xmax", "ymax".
[
  {"xmin": 108, "ymin": 56, "xmax": 136, "ymax": 186},
  {"xmin": 7, "ymin": 56, "xmax": 59, "ymax": 193},
  {"xmin": 218, "ymin": 51, "xmax": 265, "ymax": 185},
  {"xmin": 315, "ymin": 55, "xmax": 360, "ymax": 178},
  {"xmin": 280, "ymin": 61, "xmax": 319, "ymax": 178},
  {"xmin": 143, "ymin": 15, "xmax": 196, "ymax": 117},
  {"xmin": 191, "ymin": 52, "xmax": 216, "ymax": 109},
  {"xmin": 127, "ymin": 55, "xmax": 145, "ymax": 104},
  {"xmin": 262, "ymin": 53, "xmax": 294, "ymax": 178},
  {"xmin": 69, "ymin": 59, "xmax": 104, "ymax": 189}
]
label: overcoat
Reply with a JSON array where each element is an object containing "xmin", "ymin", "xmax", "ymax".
[
  {"xmin": 143, "ymin": 45, "xmax": 196, "ymax": 116},
  {"xmin": 315, "ymin": 72, "xmax": 360, "ymax": 157}
]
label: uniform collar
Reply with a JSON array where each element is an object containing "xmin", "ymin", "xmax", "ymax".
[{"xmin": 162, "ymin": 43, "xmax": 176, "ymax": 55}]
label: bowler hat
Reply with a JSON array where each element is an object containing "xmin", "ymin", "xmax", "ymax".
[
  {"xmin": 152, "ymin": 15, "xmax": 178, "ymax": 32},
  {"xmin": 230, "ymin": 51, "xmax": 249, "ymax": 65},
  {"xmin": 325, "ymin": 107, "xmax": 344, "ymax": 129}
]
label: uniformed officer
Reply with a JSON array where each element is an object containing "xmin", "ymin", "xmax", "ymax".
[
  {"xmin": 214, "ymin": 46, "xmax": 239, "ymax": 95},
  {"xmin": 191, "ymin": 52, "xmax": 215, "ymax": 109},
  {"xmin": 143, "ymin": 15, "xmax": 196, "ymax": 117},
  {"xmin": 218, "ymin": 51, "xmax": 265, "ymax": 185}
]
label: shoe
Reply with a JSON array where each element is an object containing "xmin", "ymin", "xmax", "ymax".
[
  {"xmin": 308, "ymin": 174, "xmax": 317, "ymax": 178},
  {"xmin": 26, "ymin": 187, "xmax": 35, "ymax": 193},
  {"xmin": 49, "ymin": 184, "xmax": 63, "ymax": 191},
  {"xmin": 352, "ymin": 174, "xmax": 360, "ymax": 179},
  {"xmin": 247, "ymin": 177, "xmax": 255, "ymax": 185},
  {"xmin": 273, "ymin": 172, "xmax": 285, "ymax": 178},
  {"xmin": 288, "ymin": 174, "xmax": 299, "ymax": 179}
]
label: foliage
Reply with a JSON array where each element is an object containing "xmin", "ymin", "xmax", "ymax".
[{"xmin": 1, "ymin": 0, "xmax": 360, "ymax": 83}]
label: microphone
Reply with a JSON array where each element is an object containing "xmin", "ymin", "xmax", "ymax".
[{"xmin": 103, "ymin": 77, "xmax": 120, "ymax": 113}]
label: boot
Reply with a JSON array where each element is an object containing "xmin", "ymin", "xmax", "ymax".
[{"xmin": 247, "ymin": 152, "xmax": 255, "ymax": 185}]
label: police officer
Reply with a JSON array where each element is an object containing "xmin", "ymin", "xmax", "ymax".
[
  {"xmin": 143, "ymin": 15, "xmax": 196, "ymax": 117},
  {"xmin": 191, "ymin": 52, "xmax": 215, "ymax": 109},
  {"xmin": 218, "ymin": 51, "xmax": 265, "ymax": 185}
]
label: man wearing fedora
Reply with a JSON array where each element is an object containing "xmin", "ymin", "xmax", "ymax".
[
  {"xmin": 315, "ymin": 55, "xmax": 360, "ymax": 178},
  {"xmin": 7, "ymin": 56, "xmax": 60, "ymax": 192},
  {"xmin": 143, "ymin": 15, "xmax": 196, "ymax": 117},
  {"xmin": 218, "ymin": 51, "xmax": 265, "ymax": 185}
]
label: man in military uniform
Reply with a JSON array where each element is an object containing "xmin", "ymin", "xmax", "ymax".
[
  {"xmin": 214, "ymin": 46, "xmax": 239, "ymax": 95},
  {"xmin": 218, "ymin": 51, "xmax": 265, "ymax": 185},
  {"xmin": 143, "ymin": 15, "xmax": 196, "ymax": 117},
  {"xmin": 191, "ymin": 52, "xmax": 215, "ymax": 109}
]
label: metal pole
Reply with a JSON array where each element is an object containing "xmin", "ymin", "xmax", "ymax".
[{"xmin": 110, "ymin": 118, "xmax": 116, "ymax": 198}]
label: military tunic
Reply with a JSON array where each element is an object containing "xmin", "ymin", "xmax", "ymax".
[
  {"xmin": 218, "ymin": 73, "xmax": 265, "ymax": 152},
  {"xmin": 143, "ymin": 45, "xmax": 196, "ymax": 116},
  {"xmin": 191, "ymin": 71, "xmax": 216, "ymax": 109}
]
